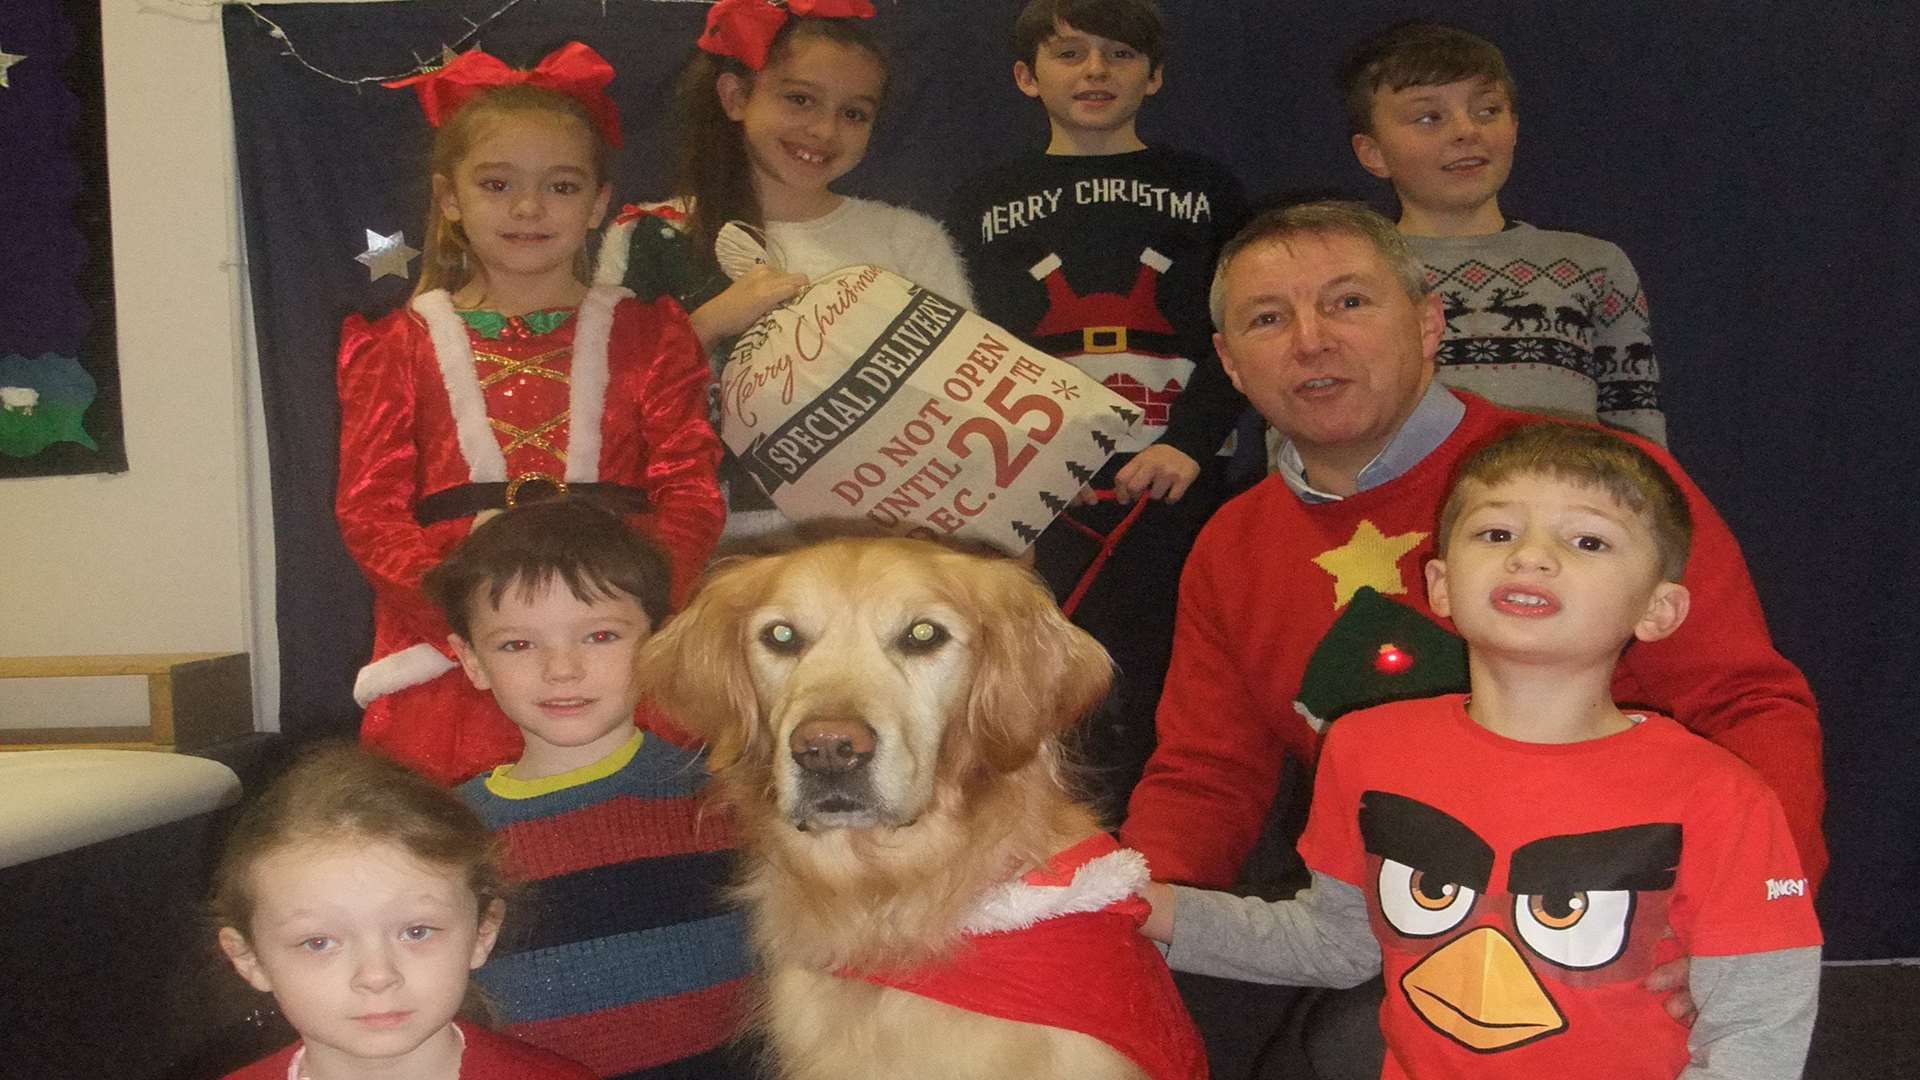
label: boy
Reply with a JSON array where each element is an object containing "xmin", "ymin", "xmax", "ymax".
[
  {"xmin": 948, "ymin": 0, "xmax": 1248, "ymax": 822},
  {"xmin": 423, "ymin": 497, "xmax": 754, "ymax": 1080},
  {"xmin": 1343, "ymin": 22, "xmax": 1666, "ymax": 445},
  {"xmin": 1143, "ymin": 423, "xmax": 1822, "ymax": 1079}
]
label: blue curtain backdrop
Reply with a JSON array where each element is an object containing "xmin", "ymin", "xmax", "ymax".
[{"xmin": 222, "ymin": 0, "xmax": 1919, "ymax": 959}]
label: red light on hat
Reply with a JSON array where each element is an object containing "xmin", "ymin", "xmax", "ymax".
[{"xmin": 1374, "ymin": 643, "xmax": 1413, "ymax": 675}]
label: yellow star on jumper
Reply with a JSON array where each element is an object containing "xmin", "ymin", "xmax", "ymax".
[{"xmin": 1312, "ymin": 520, "xmax": 1427, "ymax": 609}]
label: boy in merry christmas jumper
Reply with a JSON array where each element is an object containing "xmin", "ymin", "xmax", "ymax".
[
  {"xmin": 1343, "ymin": 22, "xmax": 1666, "ymax": 444},
  {"xmin": 424, "ymin": 498, "xmax": 754, "ymax": 1080},
  {"xmin": 947, "ymin": 0, "xmax": 1249, "ymax": 822},
  {"xmin": 1143, "ymin": 423, "xmax": 1821, "ymax": 1080}
]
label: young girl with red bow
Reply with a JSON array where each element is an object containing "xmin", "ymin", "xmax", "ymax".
[
  {"xmin": 598, "ymin": 0, "xmax": 973, "ymax": 536},
  {"xmin": 336, "ymin": 43, "xmax": 724, "ymax": 785}
]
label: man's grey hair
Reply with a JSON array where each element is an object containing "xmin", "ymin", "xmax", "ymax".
[{"xmin": 1208, "ymin": 200, "xmax": 1431, "ymax": 329}]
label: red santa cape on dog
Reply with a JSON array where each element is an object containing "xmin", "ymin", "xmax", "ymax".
[{"xmin": 854, "ymin": 833, "xmax": 1206, "ymax": 1080}]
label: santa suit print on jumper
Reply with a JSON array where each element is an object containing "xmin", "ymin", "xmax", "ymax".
[{"xmin": 1028, "ymin": 248, "xmax": 1179, "ymax": 451}]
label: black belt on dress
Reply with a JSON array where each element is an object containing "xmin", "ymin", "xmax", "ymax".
[{"xmin": 414, "ymin": 476, "xmax": 650, "ymax": 526}]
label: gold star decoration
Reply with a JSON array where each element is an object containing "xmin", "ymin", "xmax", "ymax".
[
  {"xmin": 0, "ymin": 47, "xmax": 26, "ymax": 89},
  {"xmin": 355, "ymin": 229, "xmax": 420, "ymax": 282},
  {"xmin": 1311, "ymin": 520, "xmax": 1428, "ymax": 609}
]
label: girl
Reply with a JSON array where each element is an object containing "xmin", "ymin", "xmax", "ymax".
[
  {"xmin": 598, "ymin": 0, "xmax": 972, "ymax": 535},
  {"xmin": 337, "ymin": 43, "xmax": 724, "ymax": 785},
  {"xmin": 212, "ymin": 743, "xmax": 594, "ymax": 1079}
]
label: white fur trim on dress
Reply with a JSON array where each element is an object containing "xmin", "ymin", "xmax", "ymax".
[
  {"xmin": 353, "ymin": 643, "xmax": 458, "ymax": 707},
  {"xmin": 960, "ymin": 847, "xmax": 1151, "ymax": 935},
  {"xmin": 564, "ymin": 285, "xmax": 633, "ymax": 483},
  {"xmin": 594, "ymin": 217, "xmax": 635, "ymax": 287},
  {"xmin": 412, "ymin": 289, "xmax": 506, "ymax": 483}
]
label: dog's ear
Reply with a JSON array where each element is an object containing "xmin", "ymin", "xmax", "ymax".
[
  {"xmin": 964, "ymin": 555, "xmax": 1114, "ymax": 773},
  {"xmin": 635, "ymin": 558, "xmax": 767, "ymax": 774}
]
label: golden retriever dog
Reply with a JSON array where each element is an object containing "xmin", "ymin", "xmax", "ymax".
[{"xmin": 637, "ymin": 534, "xmax": 1204, "ymax": 1080}]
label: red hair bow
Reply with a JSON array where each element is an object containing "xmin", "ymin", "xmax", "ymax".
[
  {"xmin": 697, "ymin": 0, "xmax": 877, "ymax": 71},
  {"xmin": 384, "ymin": 41, "xmax": 623, "ymax": 147}
]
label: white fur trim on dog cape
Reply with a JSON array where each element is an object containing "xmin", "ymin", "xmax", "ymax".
[{"xmin": 960, "ymin": 841, "xmax": 1152, "ymax": 935}]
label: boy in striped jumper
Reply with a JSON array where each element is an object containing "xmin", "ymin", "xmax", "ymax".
[{"xmin": 425, "ymin": 497, "xmax": 754, "ymax": 1080}]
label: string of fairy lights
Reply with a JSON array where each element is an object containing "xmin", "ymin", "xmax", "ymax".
[{"xmin": 229, "ymin": 0, "xmax": 720, "ymax": 88}]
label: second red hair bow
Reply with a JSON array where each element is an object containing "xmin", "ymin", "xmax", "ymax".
[{"xmin": 697, "ymin": 0, "xmax": 878, "ymax": 72}]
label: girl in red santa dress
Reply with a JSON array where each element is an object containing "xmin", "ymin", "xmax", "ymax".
[{"xmin": 336, "ymin": 43, "xmax": 723, "ymax": 785}]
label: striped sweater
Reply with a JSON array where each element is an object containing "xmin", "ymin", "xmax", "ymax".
[{"xmin": 459, "ymin": 732, "xmax": 753, "ymax": 1079}]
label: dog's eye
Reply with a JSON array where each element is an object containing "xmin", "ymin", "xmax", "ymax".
[
  {"xmin": 760, "ymin": 621, "xmax": 804, "ymax": 654},
  {"xmin": 899, "ymin": 620, "xmax": 949, "ymax": 653}
]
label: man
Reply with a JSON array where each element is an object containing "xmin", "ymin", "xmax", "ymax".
[
  {"xmin": 1118, "ymin": 201, "xmax": 1825, "ymax": 1080},
  {"xmin": 1121, "ymin": 199, "xmax": 1824, "ymax": 900}
]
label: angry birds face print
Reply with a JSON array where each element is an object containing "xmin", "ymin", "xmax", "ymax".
[{"xmin": 1359, "ymin": 790, "xmax": 1681, "ymax": 1053}]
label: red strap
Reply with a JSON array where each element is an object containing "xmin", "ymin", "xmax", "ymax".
[{"xmin": 1058, "ymin": 490, "xmax": 1150, "ymax": 619}]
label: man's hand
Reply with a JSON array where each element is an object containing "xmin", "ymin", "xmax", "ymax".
[
  {"xmin": 1644, "ymin": 955, "xmax": 1696, "ymax": 1024},
  {"xmin": 689, "ymin": 264, "xmax": 809, "ymax": 347},
  {"xmin": 1113, "ymin": 444, "xmax": 1201, "ymax": 504}
]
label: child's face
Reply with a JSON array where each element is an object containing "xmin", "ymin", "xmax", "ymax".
[
  {"xmin": 1425, "ymin": 473, "xmax": 1688, "ymax": 669},
  {"xmin": 218, "ymin": 839, "xmax": 500, "ymax": 1073},
  {"xmin": 435, "ymin": 110, "xmax": 610, "ymax": 289},
  {"xmin": 1352, "ymin": 78, "xmax": 1516, "ymax": 221},
  {"xmin": 1014, "ymin": 21, "xmax": 1161, "ymax": 146},
  {"xmin": 718, "ymin": 38, "xmax": 884, "ymax": 208},
  {"xmin": 451, "ymin": 575, "xmax": 652, "ymax": 777}
]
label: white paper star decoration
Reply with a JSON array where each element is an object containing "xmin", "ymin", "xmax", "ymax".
[
  {"xmin": 0, "ymin": 47, "xmax": 26, "ymax": 89},
  {"xmin": 355, "ymin": 229, "xmax": 420, "ymax": 282}
]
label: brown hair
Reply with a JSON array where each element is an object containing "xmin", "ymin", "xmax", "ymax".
[
  {"xmin": 1013, "ymin": 0, "xmax": 1167, "ymax": 72},
  {"xmin": 422, "ymin": 495, "xmax": 673, "ymax": 640},
  {"xmin": 414, "ymin": 84, "xmax": 615, "ymax": 299},
  {"xmin": 1436, "ymin": 423, "xmax": 1693, "ymax": 581},
  {"xmin": 671, "ymin": 16, "xmax": 890, "ymax": 265},
  {"xmin": 209, "ymin": 742, "xmax": 507, "ymax": 943},
  {"xmin": 1339, "ymin": 21, "xmax": 1515, "ymax": 136},
  {"xmin": 1208, "ymin": 199, "xmax": 1428, "ymax": 328}
]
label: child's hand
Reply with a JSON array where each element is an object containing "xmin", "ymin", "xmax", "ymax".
[
  {"xmin": 691, "ymin": 265, "xmax": 810, "ymax": 347},
  {"xmin": 1139, "ymin": 881, "xmax": 1177, "ymax": 943},
  {"xmin": 1114, "ymin": 445, "xmax": 1201, "ymax": 504}
]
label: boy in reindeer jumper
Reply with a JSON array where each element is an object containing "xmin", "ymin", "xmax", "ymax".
[
  {"xmin": 1343, "ymin": 22, "xmax": 1665, "ymax": 444},
  {"xmin": 426, "ymin": 498, "xmax": 754, "ymax": 1079},
  {"xmin": 1144, "ymin": 423, "xmax": 1821, "ymax": 1079},
  {"xmin": 947, "ymin": 0, "xmax": 1248, "ymax": 823}
]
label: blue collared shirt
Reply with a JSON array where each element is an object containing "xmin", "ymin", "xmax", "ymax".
[{"xmin": 1276, "ymin": 380, "xmax": 1466, "ymax": 503}]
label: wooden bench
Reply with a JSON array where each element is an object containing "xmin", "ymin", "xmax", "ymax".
[{"xmin": 0, "ymin": 652, "xmax": 253, "ymax": 751}]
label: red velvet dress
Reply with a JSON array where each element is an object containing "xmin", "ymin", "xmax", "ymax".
[{"xmin": 335, "ymin": 286, "xmax": 723, "ymax": 784}]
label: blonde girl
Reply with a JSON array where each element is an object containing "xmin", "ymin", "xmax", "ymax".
[{"xmin": 335, "ymin": 44, "xmax": 723, "ymax": 784}]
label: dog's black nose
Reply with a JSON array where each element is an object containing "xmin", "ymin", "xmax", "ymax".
[{"xmin": 789, "ymin": 719, "xmax": 876, "ymax": 774}]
